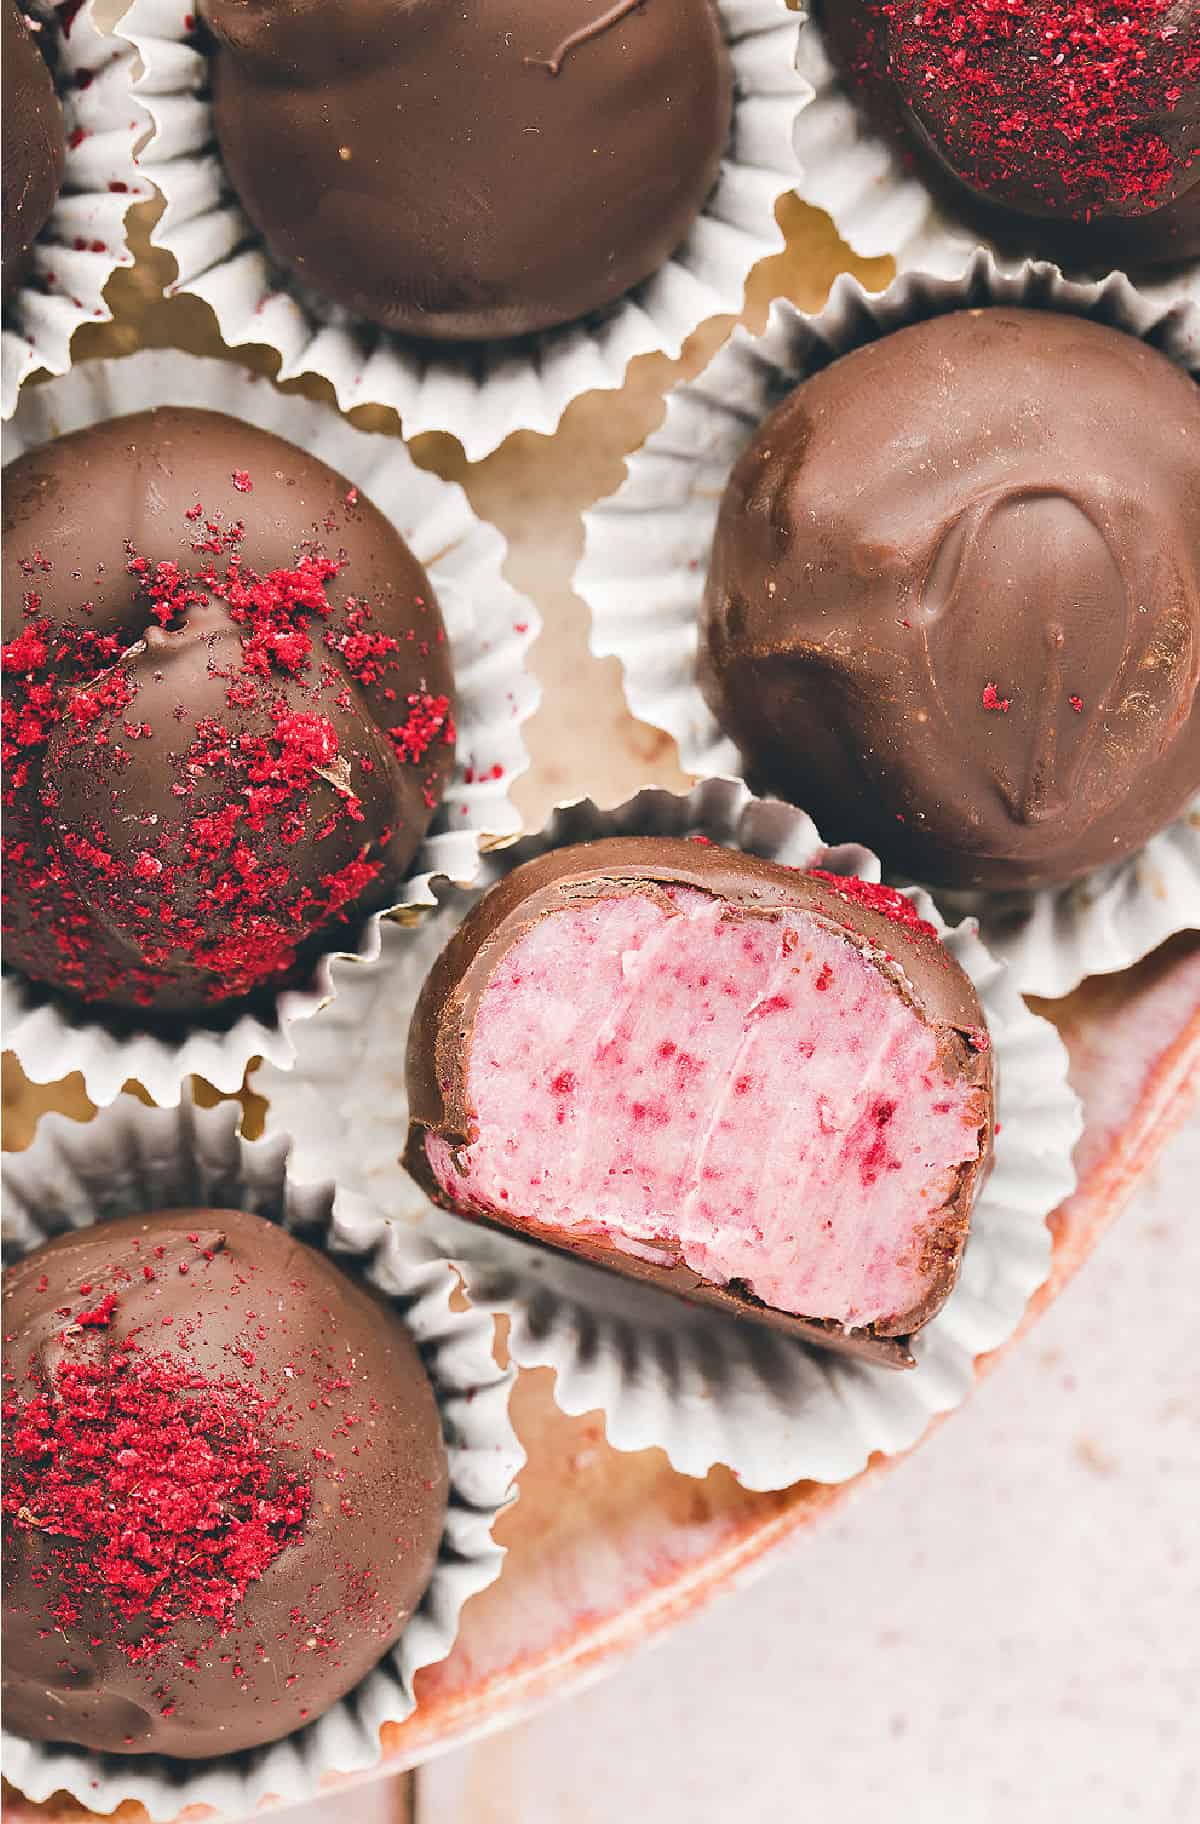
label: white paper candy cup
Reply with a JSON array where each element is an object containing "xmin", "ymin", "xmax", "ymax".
[
  {"xmin": 0, "ymin": 1093, "xmax": 522, "ymax": 1821},
  {"xmin": 579, "ymin": 256, "xmax": 1200, "ymax": 999},
  {"xmin": 254, "ymin": 778, "xmax": 1082, "ymax": 1493},
  {"xmin": 121, "ymin": 0, "xmax": 810, "ymax": 462},
  {"xmin": 2, "ymin": 348, "xmax": 540, "ymax": 1108},
  {"xmin": 2, "ymin": 1, "xmax": 146, "ymax": 419},
  {"xmin": 792, "ymin": 9, "xmax": 1200, "ymax": 323}
]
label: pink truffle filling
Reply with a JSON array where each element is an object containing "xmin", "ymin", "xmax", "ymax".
[{"xmin": 426, "ymin": 888, "xmax": 985, "ymax": 1329}]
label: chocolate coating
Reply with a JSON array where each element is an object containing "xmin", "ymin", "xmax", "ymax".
[
  {"xmin": 2, "ymin": 0, "xmax": 66, "ymax": 298},
  {"xmin": 404, "ymin": 836, "xmax": 994, "ymax": 1367},
  {"xmin": 818, "ymin": 0, "xmax": 1200, "ymax": 268},
  {"xmin": 2, "ymin": 406, "xmax": 455, "ymax": 1016},
  {"xmin": 700, "ymin": 310, "xmax": 1200, "ymax": 892},
  {"xmin": 200, "ymin": 0, "xmax": 733, "ymax": 341},
  {"xmin": 1, "ymin": 1208, "xmax": 449, "ymax": 1758}
]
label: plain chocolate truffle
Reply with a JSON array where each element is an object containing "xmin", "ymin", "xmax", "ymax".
[
  {"xmin": 818, "ymin": 0, "xmax": 1200, "ymax": 268},
  {"xmin": 200, "ymin": 0, "xmax": 734, "ymax": 341},
  {"xmin": 2, "ymin": 406, "xmax": 456, "ymax": 1016},
  {"xmin": 2, "ymin": 1208, "xmax": 449, "ymax": 1757},
  {"xmin": 405, "ymin": 837, "xmax": 994, "ymax": 1367},
  {"xmin": 699, "ymin": 309, "xmax": 1200, "ymax": 892},
  {"xmin": 2, "ymin": 0, "xmax": 66, "ymax": 297}
]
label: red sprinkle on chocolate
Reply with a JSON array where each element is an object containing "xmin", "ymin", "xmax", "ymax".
[
  {"xmin": 388, "ymin": 692, "xmax": 455, "ymax": 765},
  {"xmin": 981, "ymin": 682, "xmax": 1010, "ymax": 713},
  {"xmin": 2, "ymin": 1349, "xmax": 311, "ymax": 1667},
  {"xmin": 807, "ymin": 868, "xmax": 939, "ymax": 941},
  {"xmin": 879, "ymin": 0, "xmax": 1199, "ymax": 217}
]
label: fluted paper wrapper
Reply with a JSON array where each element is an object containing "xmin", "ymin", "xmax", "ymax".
[
  {"xmin": 2, "ymin": 1, "xmax": 146, "ymax": 418},
  {"xmin": 2, "ymin": 348, "xmax": 540, "ymax": 1107},
  {"xmin": 792, "ymin": 10, "xmax": 1200, "ymax": 324},
  {"xmin": 121, "ymin": 0, "xmax": 810, "ymax": 461},
  {"xmin": 579, "ymin": 257, "xmax": 1200, "ymax": 999},
  {"xmin": 255, "ymin": 780, "xmax": 1082, "ymax": 1493},
  {"xmin": 0, "ymin": 1094, "xmax": 523, "ymax": 1820}
]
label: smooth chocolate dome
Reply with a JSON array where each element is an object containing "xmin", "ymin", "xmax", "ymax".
[
  {"xmin": 699, "ymin": 310, "xmax": 1200, "ymax": 891},
  {"xmin": 200, "ymin": 0, "xmax": 733, "ymax": 340}
]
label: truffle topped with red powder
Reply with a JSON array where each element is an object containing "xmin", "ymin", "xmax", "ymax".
[
  {"xmin": 2, "ymin": 407, "xmax": 456, "ymax": 1017},
  {"xmin": 405, "ymin": 837, "xmax": 994, "ymax": 1367},
  {"xmin": 819, "ymin": 0, "xmax": 1200, "ymax": 267},
  {"xmin": 1, "ymin": 1207, "xmax": 448, "ymax": 1758}
]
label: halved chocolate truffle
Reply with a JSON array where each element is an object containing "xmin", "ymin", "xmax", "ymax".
[
  {"xmin": 818, "ymin": 0, "xmax": 1200, "ymax": 268},
  {"xmin": 699, "ymin": 309, "xmax": 1200, "ymax": 892},
  {"xmin": 1, "ymin": 1208, "xmax": 448, "ymax": 1757},
  {"xmin": 2, "ymin": 407, "xmax": 455, "ymax": 1016},
  {"xmin": 404, "ymin": 838, "xmax": 994, "ymax": 1366},
  {"xmin": 199, "ymin": 0, "xmax": 733, "ymax": 341},
  {"xmin": 2, "ymin": 0, "xmax": 66, "ymax": 297}
]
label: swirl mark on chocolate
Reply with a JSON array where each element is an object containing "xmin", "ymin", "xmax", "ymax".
[
  {"xmin": 920, "ymin": 486, "xmax": 1135, "ymax": 826},
  {"xmin": 525, "ymin": 0, "xmax": 648, "ymax": 76}
]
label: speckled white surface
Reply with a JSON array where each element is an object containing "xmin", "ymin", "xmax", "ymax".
[{"xmin": 405, "ymin": 1111, "xmax": 1199, "ymax": 1824}]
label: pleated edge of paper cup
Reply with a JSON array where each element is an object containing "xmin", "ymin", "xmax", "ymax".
[
  {"xmin": 120, "ymin": 0, "xmax": 813, "ymax": 461},
  {"xmin": 2, "ymin": 346, "xmax": 541, "ymax": 1109},
  {"xmin": 2, "ymin": 1, "xmax": 149, "ymax": 419},
  {"xmin": 0, "ymin": 1093, "xmax": 524, "ymax": 1821},
  {"xmin": 304, "ymin": 776, "xmax": 1083, "ymax": 1493},
  {"xmin": 578, "ymin": 253, "xmax": 1200, "ymax": 999}
]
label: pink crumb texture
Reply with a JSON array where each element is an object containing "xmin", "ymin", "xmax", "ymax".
[{"xmin": 426, "ymin": 889, "xmax": 985, "ymax": 1331}]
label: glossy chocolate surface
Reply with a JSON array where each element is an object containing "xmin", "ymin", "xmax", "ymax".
[
  {"xmin": 200, "ymin": 0, "xmax": 733, "ymax": 341},
  {"xmin": 2, "ymin": 407, "xmax": 455, "ymax": 1017},
  {"xmin": 700, "ymin": 310, "xmax": 1200, "ymax": 891},
  {"xmin": 2, "ymin": 1208, "xmax": 448, "ymax": 1757}
]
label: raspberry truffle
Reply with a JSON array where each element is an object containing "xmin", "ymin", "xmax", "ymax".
[
  {"xmin": 1, "ymin": 1208, "xmax": 448, "ymax": 1757},
  {"xmin": 2, "ymin": 0, "xmax": 65, "ymax": 297},
  {"xmin": 404, "ymin": 838, "xmax": 994, "ymax": 1367},
  {"xmin": 2, "ymin": 406, "xmax": 456, "ymax": 1017},
  {"xmin": 199, "ymin": 0, "xmax": 733, "ymax": 341},
  {"xmin": 699, "ymin": 309, "xmax": 1200, "ymax": 892},
  {"xmin": 818, "ymin": 0, "xmax": 1200, "ymax": 267}
]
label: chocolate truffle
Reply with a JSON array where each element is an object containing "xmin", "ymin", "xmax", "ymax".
[
  {"xmin": 818, "ymin": 0, "xmax": 1200, "ymax": 268},
  {"xmin": 699, "ymin": 309, "xmax": 1200, "ymax": 892},
  {"xmin": 199, "ymin": 0, "xmax": 733, "ymax": 341},
  {"xmin": 2, "ymin": 0, "xmax": 66, "ymax": 297},
  {"xmin": 2, "ymin": 406, "xmax": 456, "ymax": 1016},
  {"xmin": 1, "ymin": 1208, "xmax": 449, "ymax": 1757},
  {"xmin": 404, "ymin": 838, "xmax": 994, "ymax": 1367}
]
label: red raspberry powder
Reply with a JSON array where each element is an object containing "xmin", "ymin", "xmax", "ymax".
[
  {"xmin": 880, "ymin": 0, "xmax": 1198, "ymax": 217},
  {"xmin": 807, "ymin": 868, "xmax": 939, "ymax": 940},
  {"xmin": 2, "ymin": 501, "xmax": 453, "ymax": 1010},
  {"xmin": 2, "ymin": 1326, "xmax": 311, "ymax": 1666}
]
